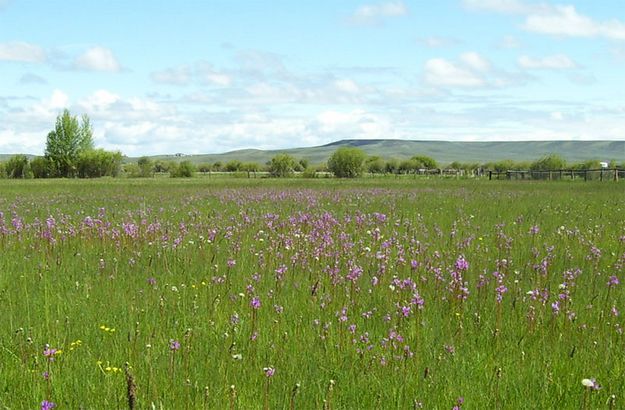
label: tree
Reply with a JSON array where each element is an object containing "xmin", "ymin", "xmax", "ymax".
[
  {"xmin": 366, "ymin": 156, "xmax": 385, "ymax": 174},
  {"xmin": 77, "ymin": 149, "xmax": 123, "ymax": 178},
  {"xmin": 385, "ymin": 159, "xmax": 399, "ymax": 174},
  {"xmin": 5, "ymin": 155, "xmax": 31, "ymax": 178},
  {"xmin": 268, "ymin": 153, "xmax": 296, "ymax": 177},
  {"xmin": 30, "ymin": 156, "xmax": 54, "ymax": 178},
  {"xmin": 225, "ymin": 160, "xmax": 242, "ymax": 172},
  {"xmin": 45, "ymin": 109, "xmax": 94, "ymax": 177},
  {"xmin": 241, "ymin": 162, "xmax": 260, "ymax": 178},
  {"xmin": 327, "ymin": 147, "xmax": 366, "ymax": 178},
  {"xmin": 170, "ymin": 161, "xmax": 195, "ymax": 178},
  {"xmin": 411, "ymin": 155, "xmax": 437, "ymax": 169},
  {"xmin": 137, "ymin": 156, "xmax": 154, "ymax": 177},
  {"xmin": 530, "ymin": 154, "xmax": 566, "ymax": 171}
]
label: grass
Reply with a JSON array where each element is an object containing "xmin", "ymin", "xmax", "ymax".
[{"xmin": 0, "ymin": 177, "xmax": 623, "ymax": 409}]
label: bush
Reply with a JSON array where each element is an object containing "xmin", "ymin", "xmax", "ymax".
[
  {"xmin": 5, "ymin": 155, "xmax": 31, "ymax": 179},
  {"xmin": 327, "ymin": 147, "xmax": 366, "ymax": 178},
  {"xmin": 366, "ymin": 156, "xmax": 385, "ymax": 174},
  {"xmin": 30, "ymin": 156, "xmax": 54, "ymax": 178},
  {"xmin": 411, "ymin": 155, "xmax": 437, "ymax": 169},
  {"xmin": 268, "ymin": 154, "xmax": 296, "ymax": 177},
  {"xmin": 137, "ymin": 156, "xmax": 155, "ymax": 177},
  {"xmin": 76, "ymin": 149, "xmax": 123, "ymax": 178},
  {"xmin": 170, "ymin": 161, "xmax": 195, "ymax": 178},
  {"xmin": 385, "ymin": 159, "xmax": 399, "ymax": 174},
  {"xmin": 224, "ymin": 160, "xmax": 242, "ymax": 172},
  {"xmin": 530, "ymin": 154, "xmax": 566, "ymax": 171},
  {"xmin": 0, "ymin": 162, "xmax": 6, "ymax": 178}
]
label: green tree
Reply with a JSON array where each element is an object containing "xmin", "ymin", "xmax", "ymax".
[
  {"xmin": 241, "ymin": 162, "xmax": 261, "ymax": 178},
  {"xmin": 411, "ymin": 155, "xmax": 438, "ymax": 169},
  {"xmin": 366, "ymin": 156, "xmax": 385, "ymax": 174},
  {"xmin": 137, "ymin": 156, "xmax": 154, "ymax": 177},
  {"xmin": 30, "ymin": 156, "xmax": 54, "ymax": 178},
  {"xmin": 327, "ymin": 147, "xmax": 366, "ymax": 178},
  {"xmin": 385, "ymin": 159, "xmax": 399, "ymax": 174},
  {"xmin": 170, "ymin": 161, "xmax": 195, "ymax": 178},
  {"xmin": 530, "ymin": 154, "xmax": 566, "ymax": 171},
  {"xmin": 225, "ymin": 160, "xmax": 242, "ymax": 172},
  {"xmin": 269, "ymin": 153, "xmax": 296, "ymax": 177},
  {"xmin": 45, "ymin": 109, "xmax": 95, "ymax": 177},
  {"xmin": 77, "ymin": 149, "xmax": 123, "ymax": 178},
  {"xmin": 0, "ymin": 162, "xmax": 6, "ymax": 178},
  {"xmin": 5, "ymin": 155, "xmax": 31, "ymax": 179}
]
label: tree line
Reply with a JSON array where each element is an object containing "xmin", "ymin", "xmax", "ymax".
[{"xmin": 1, "ymin": 110, "xmax": 623, "ymax": 179}]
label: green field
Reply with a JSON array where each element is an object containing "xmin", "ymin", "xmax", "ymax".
[{"xmin": 1, "ymin": 177, "xmax": 624, "ymax": 409}]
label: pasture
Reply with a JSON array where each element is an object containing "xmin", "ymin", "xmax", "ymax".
[{"xmin": 0, "ymin": 177, "xmax": 623, "ymax": 409}]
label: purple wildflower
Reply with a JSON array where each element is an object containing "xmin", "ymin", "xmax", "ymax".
[
  {"xmin": 41, "ymin": 400, "xmax": 56, "ymax": 410},
  {"xmin": 263, "ymin": 366, "xmax": 275, "ymax": 377},
  {"xmin": 169, "ymin": 339, "xmax": 180, "ymax": 351},
  {"xmin": 251, "ymin": 297, "xmax": 261, "ymax": 310}
]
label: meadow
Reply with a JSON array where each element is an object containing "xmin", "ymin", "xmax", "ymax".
[{"xmin": 0, "ymin": 177, "xmax": 623, "ymax": 409}]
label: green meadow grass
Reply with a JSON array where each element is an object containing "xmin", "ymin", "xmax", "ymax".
[{"xmin": 0, "ymin": 177, "xmax": 623, "ymax": 409}]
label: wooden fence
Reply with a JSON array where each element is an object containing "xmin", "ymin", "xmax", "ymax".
[{"xmin": 488, "ymin": 168, "xmax": 624, "ymax": 181}]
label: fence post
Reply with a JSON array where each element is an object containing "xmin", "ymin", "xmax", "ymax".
[
  {"xmin": 615, "ymin": 169, "xmax": 619, "ymax": 182},
  {"xmin": 489, "ymin": 171, "xmax": 492, "ymax": 180},
  {"xmin": 584, "ymin": 170, "xmax": 587, "ymax": 182},
  {"xmin": 600, "ymin": 169, "xmax": 604, "ymax": 182}
]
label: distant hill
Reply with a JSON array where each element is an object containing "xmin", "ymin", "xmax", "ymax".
[
  {"xmin": 131, "ymin": 139, "xmax": 625, "ymax": 165},
  {"xmin": 3, "ymin": 140, "xmax": 623, "ymax": 165}
]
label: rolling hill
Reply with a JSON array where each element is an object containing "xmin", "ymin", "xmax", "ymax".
[
  {"xmin": 136, "ymin": 139, "xmax": 625, "ymax": 165},
  {"xmin": 3, "ymin": 140, "xmax": 623, "ymax": 166}
]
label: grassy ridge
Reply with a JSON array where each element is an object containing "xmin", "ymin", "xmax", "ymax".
[
  {"xmin": 134, "ymin": 139, "xmax": 625, "ymax": 165},
  {"xmin": 0, "ymin": 177, "xmax": 624, "ymax": 408}
]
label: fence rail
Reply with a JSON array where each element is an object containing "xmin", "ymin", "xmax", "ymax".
[{"xmin": 488, "ymin": 168, "xmax": 624, "ymax": 181}]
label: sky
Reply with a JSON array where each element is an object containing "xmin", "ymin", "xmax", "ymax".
[{"xmin": 1, "ymin": 0, "xmax": 625, "ymax": 156}]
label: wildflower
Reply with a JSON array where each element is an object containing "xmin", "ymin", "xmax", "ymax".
[
  {"xmin": 169, "ymin": 339, "xmax": 181, "ymax": 351},
  {"xmin": 263, "ymin": 366, "xmax": 275, "ymax": 377},
  {"xmin": 251, "ymin": 297, "xmax": 261, "ymax": 310},
  {"xmin": 147, "ymin": 277, "xmax": 157, "ymax": 286},
  {"xmin": 581, "ymin": 378, "xmax": 600, "ymax": 390},
  {"xmin": 43, "ymin": 346, "xmax": 59, "ymax": 361},
  {"xmin": 608, "ymin": 276, "xmax": 620, "ymax": 287},
  {"xmin": 41, "ymin": 400, "xmax": 56, "ymax": 410}
]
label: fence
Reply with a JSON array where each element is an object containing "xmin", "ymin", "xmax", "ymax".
[{"xmin": 488, "ymin": 168, "xmax": 624, "ymax": 181}]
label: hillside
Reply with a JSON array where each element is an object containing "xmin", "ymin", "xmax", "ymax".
[
  {"xmin": 3, "ymin": 140, "xmax": 623, "ymax": 165},
  {"xmin": 136, "ymin": 140, "xmax": 625, "ymax": 165}
]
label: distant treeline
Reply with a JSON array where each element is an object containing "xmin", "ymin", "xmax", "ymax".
[{"xmin": 1, "ymin": 109, "xmax": 623, "ymax": 179}]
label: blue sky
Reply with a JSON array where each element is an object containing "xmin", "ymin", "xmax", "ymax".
[{"xmin": 1, "ymin": 0, "xmax": 625, "ymax": 156}]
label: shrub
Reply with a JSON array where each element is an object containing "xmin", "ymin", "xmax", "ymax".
[
  {"xmin": 170, "ymin": 161, "xmax": 195, "ymax": 178},
  {"xmin": 268, "ymin": 154, "xmax": 296, "ymax": 177},
  {"xmin": 327, "ymin": 147, "xmax": 366, "ymax": 178}
]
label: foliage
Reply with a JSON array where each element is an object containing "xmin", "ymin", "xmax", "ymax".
[
  {"xmin": 225, "ymin": 160, "xmax": 243, "ymax": 172},
  {"xmin": 398, "ymin": 159, "xmax": 420, "ymax": 174},
  {"xmin": 30, "ymin": 156, "xmax": 54, "ymax": 178},
  {"xmin": 366, "ymin": 156, "xmax": 385, "ymax": 174},
  {"xmin": 411, "ymin": 155, "xmax": 438, "ymax": 169},
  {"xmin": 137, "ymin": 156, "xmax": 155, "ymax": 178},
  {"xmin": 268, "ymin": 153, "xmax": 296, "ymax": 177},
  {"xmin": 530, "ymin": 154, "xmax": 567, "ymax": 171},
  {"xmin": 327, "ymin": 147, "xmax": 366, "ymax": 178},
  {"xmin": 169, "ymin": 160, "xmax": 195, "ymax": 178},
  {"xmin": 0, "ymin": 162, "xmax": 5, "ymax": 178},
  {"xmin": 384, "ymin": 159, "xmax": 399, "ymax": 174},
  {"xmin": 76, "ymin": 149, "xmax": 122, "ymax": 178},
  {"xmin": 5, "ymin": 154, "xmax": 31, "ymax": 178},
  {"xmin": 45, "ymin": 109, "xmax": 95, "ymax": 177}
]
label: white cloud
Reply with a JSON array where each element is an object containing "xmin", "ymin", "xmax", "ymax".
[
  {"xmin": 498, "ymin": 35, "xmax": 522, "ymax": 49},
  {"xmin": 416, "ymin": 36, "xmax": 459, "ymax": 48},
  {"xmin": 465, "ymin": 0, "xmax": 625, "ymax": 41},
  {"xmin": 351, "ymin": 1, "xmax": 408, "ymax": 25},
  {"xmin": 462, "ymin": 0, "xmax": 535, "ymax": 14},
  {"xmin": 74, "ymin": 46, "xmax": 122, "ymax": 72},
  {"xmin": 524, "ymin": 5, "xmax": 625, "ymax": 40},
  {"xmin": 196, "ymin": 63, "xmax": 232, "ymax": 86},
  {"xmin": 334, "ymin": 79, "xmax": 360, "ymax": 93},
  {"xmin": 0, "ymin": 41, "xmax": 46, "ymax": 63},
  {"xmin": 151, "ymin": 66, "xmax": 192, "ymax": 85},
  {"xmin": 19, "ymin": 73, "xmax": 47, "ymax": 85},
  {"xmin": 424, "ymin": 57, "xmax": 486, "ymax": 88},
  {"xmin": 518, "ymin": 54, "xmax": 577, "ymax": 69},
  {"xmin": 460, "ymin": 52, "xmax": 491, "ymax": 72}
]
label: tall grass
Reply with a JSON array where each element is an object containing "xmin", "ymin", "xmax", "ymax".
[{"xmin": 0, "ymin": 178, "xmax": 623, "ymax": 408}]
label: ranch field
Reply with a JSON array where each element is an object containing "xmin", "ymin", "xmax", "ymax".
[{"xmin": 0, "ymin": 177, "xmax": 624, "ymax": 409}]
